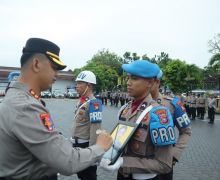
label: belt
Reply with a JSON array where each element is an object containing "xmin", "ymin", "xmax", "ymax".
[
  {"xmin": 70, "ymin": 137, "xmax": 89, "ymax": 144},
  {"xmin": 132, "ymin": 173, "xmax": 157, "ymax": 179}
]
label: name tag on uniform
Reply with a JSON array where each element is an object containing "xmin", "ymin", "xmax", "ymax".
[{"xmin": 89, "ymin": 99, "xmax": 102, "ymax": 123}]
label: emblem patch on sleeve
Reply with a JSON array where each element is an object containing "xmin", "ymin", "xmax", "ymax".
[
  {"xmin": 89, "ymin": 99, "xmax": 102, "ymax": 123},
  {"xmin": 176, "ymin": 100, "xmax": 186, "ymax": 112},
  {"xmin": 40, "ymin": 113, "xmax": 55, "ymax": 131},
  {"xmin": 154, "ymin": 109, "xmax": 169, "ymax": 125},
  {"xmin": 93, "ymin": 102, "xmax": 100, "ymax": 110}
]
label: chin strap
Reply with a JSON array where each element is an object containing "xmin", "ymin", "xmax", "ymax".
[{"xmin": 81, "ymin": 85, "xmax": 89, "ymax": 96}]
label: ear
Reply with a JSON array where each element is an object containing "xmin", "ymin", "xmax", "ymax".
[{"xmin": 31, "ymin": 57, "xmax": 41, "ymax": 73}]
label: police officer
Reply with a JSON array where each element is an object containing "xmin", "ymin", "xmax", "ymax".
[
  {"xmin": 208, "ymin": 95, "xmax": 217, "ymax": 124},
  {"xmin": 198, "ymin": 94, "xmax": 206, "ymax": 120},
  {"xmin": 189, "ymin": 93, "xmax": 196, "ymax": 120},
  {"xmin": 150, "ymin": 69, "xmax": 192, "ymax": 180},
  {"xmin": 72, "ymin": 70, "xmax": 102, "ymax": 180},
  {"xmin": 0, "ymin": 38, "xmax": 112, "ymax": 180},
  {"xmin": 100, "ymin": 60, "xmax": 176, "ymax": 180}
]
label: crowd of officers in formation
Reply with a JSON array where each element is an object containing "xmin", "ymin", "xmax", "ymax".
[
  {"xmin": 100, "ymin": 91, "xmax": 131, "ymax": 107},
  {"xmin": 178, "ymin": 93, "xmax": 217, "ymax": 124},
  {"xmin": 100, "ymin": 91, "xmax": 218, "ymax": 124}
]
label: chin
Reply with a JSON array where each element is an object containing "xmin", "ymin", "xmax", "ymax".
[{"xmin": 128, "ymin": 92, "xmax": 134, "ymax": 97}]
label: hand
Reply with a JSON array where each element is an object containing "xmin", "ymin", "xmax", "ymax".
[
  {"xmin": 100, "ymin": 157, "xmax": 123, "ymax": 171},
  {"xmin": 173, "ymin": 157, "xmax": 178, "ymax": 166},
  {"xmin": 96, "ymin": 130, "xmax": 113, "ymax": 151}
]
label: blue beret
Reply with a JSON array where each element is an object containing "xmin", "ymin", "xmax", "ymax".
[{"xmin": 122, "ymin": 60, "xmax": 162, "ymax": 79}]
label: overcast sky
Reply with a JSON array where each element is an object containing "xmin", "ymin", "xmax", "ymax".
[{"xmin": 0, "ymin": 0, "xmax": 219, "ymax": 70}]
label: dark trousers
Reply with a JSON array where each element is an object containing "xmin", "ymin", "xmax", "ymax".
[
  {"xmin": 196, "ymin": 107, "xmax": 201, "ymax": 117},
  {"xmin": 185, "ymin": 105, "xmax": 190, "ymax": 117},
  {"xmin": 208, "ymin": 107, "xmax": 215, "ymax": 123},
  {"xmin": 156, "ymin": 169, "xmax": 173, "ymax": 180},
  {"xmin": 190, "ymin": 107, "xmax": 196, "ymax": 120},
  {"xmin": 73, "ymin": 142, "xmax": 97, "ymax": 180},
  {"xmin": 200, "ymin": 107, "xmax": 205, "ymax": 119},
  {"xmin": 117, "ymin": 172, "xmax": 162, "ymax": 180}
]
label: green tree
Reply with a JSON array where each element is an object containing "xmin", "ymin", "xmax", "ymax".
[
  {"xmin": 204, "ymin": 53, "xmax": 220, "ymax": 90},
  {"xmin": 73, "ymin": 50, "xmax": 121, "ymax": 92},
  {"xmin": 162, "ymin": 60, "xmax": 203, "ymax": 93},
  {"xmin": 208, "ymin": 33, "xmax": 220, "ymax": 54}
]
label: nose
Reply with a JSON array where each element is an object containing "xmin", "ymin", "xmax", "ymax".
[{"xmin": 127, "ymin": 78, "xmax": 131, "ymax": 87}]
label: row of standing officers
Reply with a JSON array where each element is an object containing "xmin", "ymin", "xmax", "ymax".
[{"xmin": 180, "ymin": 93, "xmax": 217, "ymax": 123}]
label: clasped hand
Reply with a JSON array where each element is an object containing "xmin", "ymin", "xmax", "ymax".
[{"xmin": 100, "ymin": 157, "xmax": 123, "ymax": 171}]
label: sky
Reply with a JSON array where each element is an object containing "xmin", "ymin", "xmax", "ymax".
[{"xmin": 0, "ymin": 0, "xmax": 219, "ymax": 70}]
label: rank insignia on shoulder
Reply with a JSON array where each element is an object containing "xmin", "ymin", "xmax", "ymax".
[
  {"xmin": 140, "ymin": 102, "xmax": 148, "ymax": 110},
  {"xmin": 40, "ymin": 113, "xmax": 55, "ymax": 132},
  {"xmin": 157, "ymin": 98, "xmax": 162, "ymax": 104}
]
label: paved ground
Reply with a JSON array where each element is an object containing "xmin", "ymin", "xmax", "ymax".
[{"xmin": 45, "ymin": 98, "xmax": 220, "ymax": 180}]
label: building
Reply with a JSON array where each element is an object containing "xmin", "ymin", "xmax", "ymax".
[{"xmin": 0, "ymin": 66, "xmax": 76, "ymax": 95}]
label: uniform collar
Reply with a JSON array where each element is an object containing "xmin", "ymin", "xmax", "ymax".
[
  {"xmin": 127, "ymin": 95, "xmax": 154, "ymax": 118},
  {"xmin": 79, "ymin": 94, "xmax": 95, "ymax": 104},
  {"xmin": 9, "ymin": 81, "xmax": 29, "ymax": 93},
  {"xmin": 9, "ymin": 81, "xmax": 43, "ymax": 103}
]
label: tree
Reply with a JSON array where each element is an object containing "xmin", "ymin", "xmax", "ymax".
[
  {"xmin": 208, "ymin": 33, "xmax": 220, "ymax": 54},
  {"xmin": 162, "ymin": 60, "xmax": 203, "ymax": 93},
  {"xmin": 87, "ymin": 49, "xmax": 122, "ymax": 75},
  {"xmin": 142, "ymin": 54, "xmax": 150, "ymax": 60},
  {"xmin": 204, "ymin": 53, "xmax": 220, "ymax": 90},
  {"xmin": 73, "ymin": 50, "xmax": 121, "ymax": 92},
  {"xmin": 123, "ymin": 52, "xmax": 132, "ymax": 63}
]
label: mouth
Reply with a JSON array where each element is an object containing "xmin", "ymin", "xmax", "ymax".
[{"xmin": 127, "ymin": 88, "xmax": 132, "ymax": 92}]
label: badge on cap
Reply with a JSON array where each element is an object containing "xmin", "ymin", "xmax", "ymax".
[{"xmin": 40, "ymin": 113, "xmax": 55, "ymax": 131}]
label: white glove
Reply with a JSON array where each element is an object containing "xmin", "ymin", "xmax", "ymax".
[{"xmin": 100, "ymin": 157, "xmax": 123, "ymax": 171}]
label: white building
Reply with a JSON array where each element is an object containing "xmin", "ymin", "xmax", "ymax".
[{"xmin": 0, "ymin": 66, "xmax": 76, "ymax": 95}]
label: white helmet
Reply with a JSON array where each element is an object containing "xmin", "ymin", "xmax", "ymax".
[{"xmin": 75, "ymin": 70, "xmax": 96, "ymax": 84}]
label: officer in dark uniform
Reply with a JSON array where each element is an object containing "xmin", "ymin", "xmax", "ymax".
[{"xmin": 0, "ymin": 38, "xmax": 112, "ymax": 180}]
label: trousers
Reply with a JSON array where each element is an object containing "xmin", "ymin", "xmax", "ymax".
[{"xmin": 73, "ymin": 141, "xmax": 97, "ymax": 180}]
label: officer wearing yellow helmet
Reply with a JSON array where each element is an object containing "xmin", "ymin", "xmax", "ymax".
[
  {"xmin": 71, "ymin": 70, "xmax": 103, "ymax": 180},
  {"xmin": 0, "ymin": 38, "xmax": 112, "ymax": 179},
  {"xmin": 100, "ymin": 60, "xmax": 176, "ymax": 180}
]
